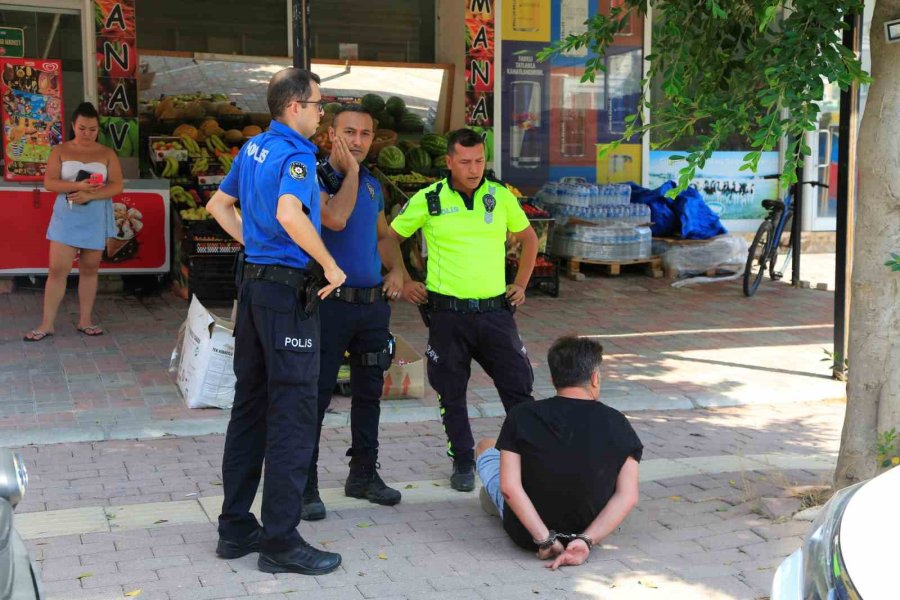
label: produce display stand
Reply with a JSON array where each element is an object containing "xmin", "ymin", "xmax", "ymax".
[{"xmin": 565, "ymin": 256, "xmax": 664, "ymax": 280}]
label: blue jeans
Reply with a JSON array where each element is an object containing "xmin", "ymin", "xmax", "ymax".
[{"xmin": 475, "ymin": 448, "xmax": 504, "ymax": 518}]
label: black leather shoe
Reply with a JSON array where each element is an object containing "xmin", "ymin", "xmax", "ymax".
[
  {"xmin": 300, "ymin": 472, "xmax": 326, "ymax": 521},
  {"xmin": 450, "ymin": 460, "xmax": 475, "ymax": 492},
  {"xmin": 345, "ymin": 461, "xmax": 401, "ymax": 506},
  {"xmin": 258, "ymin": 540, "xmax": 342, "ymax": 575},
  {"xmin": 216, "ymin": 527, "xmax": 262, "ymax": 559}
]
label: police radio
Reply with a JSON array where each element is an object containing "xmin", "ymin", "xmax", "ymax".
[
  {"xmin": 316, "ymin": 156, "xmax": 342, "ymax": 195},
  {"xmin": 426, "ymin": 183, "xmax": 443, "ymax": 216}
]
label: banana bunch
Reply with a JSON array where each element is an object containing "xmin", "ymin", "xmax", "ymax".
[
  {"xmin": 170, "ymin": 185, "xmax": 198, "ymax": 208},
  {"xmin": 205, "ymin": 135, "xmax": 229, "ymax": 154},
  {"xmin": 179, "ymin": 207, "xmax": 212, "ymax": 220},
  {"xmin": 191, "ymin": 157, "xmax": 209, "ymax": 176},
  {"xmin": 180, "ymin": 136, "xmax": 202, "ymax": 158},
  {"xmin": 219, "ymin": 154, "xmax": 233, "ymax": 174},
  {"xmin": 161, "ymin": 155, "xmax": 180, "ymax": 178}
]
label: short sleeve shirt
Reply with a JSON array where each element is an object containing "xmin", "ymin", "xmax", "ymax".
[
  {"xmin": 390, "ymin": 176, "xmax": 530, "ymax": 299},
  {"xmin": 496, "ymin": 396, "xmax": 643, "ymax": 549},
  {"xmin": 319, "ymin": 166, "xmax": 384, "ymax": 288},
  {"xmin": 219, "ymin": 120, "xmax": 321, "ymax": 269}
]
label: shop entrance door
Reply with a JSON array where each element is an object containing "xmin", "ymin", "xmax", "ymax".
[{"xmin": 0, "ymin": 1, "xmax": 92, "ymax": 128}]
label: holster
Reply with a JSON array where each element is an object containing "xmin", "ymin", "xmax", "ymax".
[
  {"xmin": 233, "ymin": 250, "xmax": 246, "ymax": 289},
  {"xmin": 350, "ymin": 334, "xmax": 395, "ymax": 371},
  {"xmin": 302, "ymin": 261, "xmax": 325, "ymax": 316},
  {"xmin": 418, "ymin": 303, "xmax": 432, "ymax": 328}
]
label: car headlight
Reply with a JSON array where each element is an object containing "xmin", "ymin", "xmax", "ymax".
[
  {"xmin": 802, "ymin": 481, "xmax": 863, "ymax": 600},
  {"xmin": 0, "ymin": 450, "xmax": 28, "ymax": 509}
]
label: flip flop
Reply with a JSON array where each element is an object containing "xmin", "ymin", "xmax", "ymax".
[
  {"xmin": 76, "ymin": 325, "xmax": 104, "ymax": 336},
  {"xmin": 23, "ymin": 330, "xmax": 53, "ymax": 342}
]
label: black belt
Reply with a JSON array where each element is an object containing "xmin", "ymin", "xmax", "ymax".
[
  {"xmin": 331, "ymin": 285, "xmax": 384, "ymax": 304},
  {"xmin": 243, "ymin": 263, "xmax": 309, "ymax": 291},
  {"xmin": 428, "ymin": 292, "xmax": 508, "ymax": 313}
]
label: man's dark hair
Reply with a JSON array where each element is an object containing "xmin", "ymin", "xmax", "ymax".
[
  {"xmin": 267, "ymin": 68, "xmax": 321, "ymax": 118},
  {"xmin": 446, "ymin": 128, "xmax": 485, "ymax": 155},
  {"xmin": 333, "ymin": 103, "xmax": 374, "ymax": 127},
  {"xmin": 547, "ymin": 336, "xmax": 604, "ymax": 389}
]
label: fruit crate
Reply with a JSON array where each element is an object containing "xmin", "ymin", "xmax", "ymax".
[
  {"xmin": 182, "ymin": 236, "xmax": 242, "ymax": 256},
  {"xmin": 186, "ymin": 254, "xmax": 238, "ymax": 306},
  {"xmin": 506, "ymin": 253, "xmax": 560, "ymax": 298},
  {"xmin": 173, "ymin": 206, "xmax": 230, "ymax": 240}
]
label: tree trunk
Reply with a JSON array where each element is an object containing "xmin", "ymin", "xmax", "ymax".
[{"xmin": 834, "ymin": 0, "xmax": 900, "ymax": 489}]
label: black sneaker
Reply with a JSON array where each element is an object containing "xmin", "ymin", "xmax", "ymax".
[
  {"xmin": 258, "ymin": 540, "xmax": 342, "ymax": 576},
  {"xmin": 216, "ymin": 527, "xmax": 262, "ymax": 559},
  {"xmin": 345, "ymin": 461, "xmax": 401, "ymax": 506},
  {"xmin": 450, "ymin": 461, "xmax": 475, "ymax": 492}
]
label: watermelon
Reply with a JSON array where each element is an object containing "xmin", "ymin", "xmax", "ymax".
[
  {"xmin": 399, "ymin": 112, "xmax": 424, "ymax": 133},
  {"xmin": 397, "ymin": 139, "xmax": 419, "ymax": 153},
  {"xmin": 377, "ymin": 145, "xmax": 405, "ymax": 170},
  {"xmin": 420, "ymin": 133, "xmax": 448, "ymax": 157},
  {"xmin": 406, "ymin": 147, "xmax": 432, "ymax": 172},
  {"xmin": 432, "ymin": 155, "xmax": 448, "ymax": 169},
  {"xmin": 324, "ymin": 102, "xmax": 343, "ymax": 114},
  {"xmin": 361, "ymin": 93, "xmax": 385, "ymax": 114},
  {"xmin": 374, "ymin": 110, "xmax": 395, "ymax": 131},
  {"xmin": 385, "ymin": 96, "xmax": 406, "ymax": 117}
]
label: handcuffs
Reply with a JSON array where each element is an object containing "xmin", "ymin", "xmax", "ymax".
[{"xmin": 533, "ymin": 530, "xmax": 594, "ymax": 551}]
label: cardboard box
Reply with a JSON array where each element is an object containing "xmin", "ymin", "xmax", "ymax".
[
  {"xmin": 174, "ymin": 296, "xmax": 236, "ymax": 409},
  {"xmin": 381, "ymin": 334, "xmax": 425, "ymax": 399}
]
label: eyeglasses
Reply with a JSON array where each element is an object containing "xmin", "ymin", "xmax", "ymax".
[{"xmin": 296, "ymin": 98, "xmax": 327, "ymax": 112}]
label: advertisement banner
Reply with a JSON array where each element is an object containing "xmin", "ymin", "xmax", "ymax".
[
  {"xmin": 0, "ymin": 189, "xmax": 170, "ymax": 273},
  {"xmin": 499, "ymin": 41, "xmax": 549, "ymax": 192},
  {"xmin": 502, "ymin": 0, "xmax": 551, "ymax": 42},
  {"xmin": 0, "ymin": 58, "xmax": 64, "ymax": 181},
  {"xmin": 95, "ymin": 0, "xmax": 139, "ymax": 158},
  {"xmin": 466, "ymin": 0, "xmax": 495, "ymax": 143},
  {"xmin": 596, "ymin": 142, "xmax": 641, "ymax": 184},
  {"xmin": 648, "ymin": 151, "xmax": 779, "ymax": 220}
]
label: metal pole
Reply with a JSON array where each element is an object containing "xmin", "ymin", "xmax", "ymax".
[
  {"xmin": 791, "ymin": 162, "xmax": 803, "ymax": 286},
  {"xmin": 833, "ymin": 11, "xmax": 861, "ymax": 380},
  {"xmin": 292, "ymin": 0, "xmax": 311, "ymax": 70}
]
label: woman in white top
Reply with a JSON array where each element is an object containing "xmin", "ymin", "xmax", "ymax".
[{"xmin": 24, "ymin": 102, "xmax": 124, "ymax": 341}]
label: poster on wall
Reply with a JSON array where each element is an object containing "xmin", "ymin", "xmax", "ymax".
[
  {"xmin": 500, "ymin": 42, "xmax": 550, "ymax": 192},
  {"xmin": 95, "ymin": 0, "xmax": 139, "ymax": 159},
  {"xmin": 0, "ymin": 58, "xmax": 64, "ymax": 182},
  {"xmin": 596, "ymin": 142, "xmax": 641, "ymax": 184},
  {"xmin": 466, "ymin": 0, "xmax": 495, "ymax": 160},
  {"xmin": 648, "ymin": 151, "xmax": 779, "ymax": 220}
]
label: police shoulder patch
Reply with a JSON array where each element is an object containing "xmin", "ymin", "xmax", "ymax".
[{"xmin": 289, "ymin": 161, "xmax": 307, "ymax": 181}]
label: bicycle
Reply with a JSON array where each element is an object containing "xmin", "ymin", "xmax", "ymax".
[{"xmin": 742, "ymin": 174, "xmax": 828, "ymax": 297}]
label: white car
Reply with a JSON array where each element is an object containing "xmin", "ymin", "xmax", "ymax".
[
  {"xmin": 772, "ymin": 464, "xmax": 898, "ymax": 600},
  {"xmin": 0, "ymin": 449, "xmax": 41, "ymax": 600}
]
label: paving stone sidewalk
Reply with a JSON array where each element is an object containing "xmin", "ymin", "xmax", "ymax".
[
  {"xmin": 13, "ymin": 400, "xmax": 845, "ymax": 600},
  {"xmin": 0, "ymin": 270, "xmax": 843, "ymax": 445}
]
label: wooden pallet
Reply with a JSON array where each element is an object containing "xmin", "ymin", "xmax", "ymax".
[{"xmin": 565, "ymin": 256, "xmax": 664, "ymax": 280}]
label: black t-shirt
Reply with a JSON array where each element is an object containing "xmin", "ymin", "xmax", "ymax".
[{"xmin": 495, "ymin": 396, "xmax": 643, "ymax": 549}]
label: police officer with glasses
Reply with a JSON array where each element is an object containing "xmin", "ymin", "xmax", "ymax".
[{"xmin": 206, "ymin": 67, "xmax": 344, "ymax": 576}]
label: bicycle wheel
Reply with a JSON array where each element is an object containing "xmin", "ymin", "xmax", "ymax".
[
  {"xmin": 743, "ymin": 220, "xmax": 774, "ymax": 297},
  {"xmin": 769, "ymin": 212, "xmax": 793, "ymax": 280}
]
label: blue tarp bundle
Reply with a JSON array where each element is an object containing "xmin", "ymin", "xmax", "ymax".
[{"xmin": 629, "ymin": 181, "xmax": 728, "ymax": 240}]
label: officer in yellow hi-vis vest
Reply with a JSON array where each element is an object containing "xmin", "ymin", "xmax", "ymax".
[{"xmin": 388, "ymin": 128, "xmax": 539, "ymax": 492}]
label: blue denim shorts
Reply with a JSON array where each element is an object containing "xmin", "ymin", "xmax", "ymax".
[{"xmin": 475, "ymin": 448, "xmax": 504, "ymax": 518}]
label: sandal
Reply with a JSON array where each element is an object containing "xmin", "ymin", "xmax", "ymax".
[
  {"xmin": 76, "ymin": 325, "xmax": 104, "ymax": 336},
  {"xmin": 23, "ymin": 330, "xmax": 53, "ymax": 342}
]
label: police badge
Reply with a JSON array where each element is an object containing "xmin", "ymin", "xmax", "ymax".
[{"xmin": 483, "ymin": 186, "xmax": 497, "ymax": 224}]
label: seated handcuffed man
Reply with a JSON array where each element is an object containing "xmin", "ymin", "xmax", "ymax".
[{"xmin": 475, "ymin": 335, "xmax": 642, "ymax": 569}]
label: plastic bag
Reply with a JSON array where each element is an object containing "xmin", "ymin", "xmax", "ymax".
[{"xmin": 661, "ymin": 234, "xmax": 749, "ymax": 283}]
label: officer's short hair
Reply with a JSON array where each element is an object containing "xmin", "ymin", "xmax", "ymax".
[
  {"xmin": 267, "ymin": 68, "xmax": 322, "ymax": 118},
  {"xmin": 333, "ymin": 104, "xmax": 374, "ymax": 128},
  {"xmin": 547, "ymin": 336, "xmax": 604, "ymax": 389},
  {"xmin": 447, "ymin": 128, "xmax": 485, "ymax": 155}
]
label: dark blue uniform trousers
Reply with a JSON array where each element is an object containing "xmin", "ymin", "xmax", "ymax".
[
  {"xmin": 426, "ymin": 308, "xmax": 534, "ymax": 465},
  {"xmin": 310, "ymin": 297, "xmax": 390, "ymax": 474},
  {"xmin": 218, "ymin": 279, "xmax": 319, "ymax": 553}
]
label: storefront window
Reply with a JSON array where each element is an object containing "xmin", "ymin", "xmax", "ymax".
[{"xmin": 137, "ymin": 0, "xmax": 289, "ymax": 57}]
